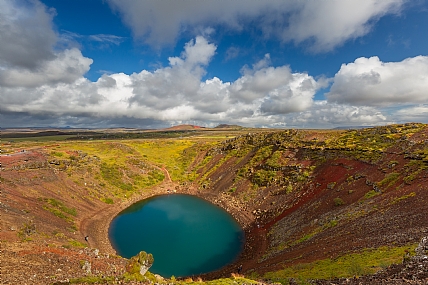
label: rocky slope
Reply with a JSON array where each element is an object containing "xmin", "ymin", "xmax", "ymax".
[{"xmin": 1, "ymin": 123, "xmax": 428, "ymax": 284}]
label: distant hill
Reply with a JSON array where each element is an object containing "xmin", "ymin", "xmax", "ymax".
[
  {"xmin": 162, "ymin": 124, "xmax": 206, "ymax": 131},
  {"xmin": 215, "ymin": 124, "xmax": 243, "ymax": 129}
]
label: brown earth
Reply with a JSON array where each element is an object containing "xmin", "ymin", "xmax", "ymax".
[{"xmin": 1, "ymin": 125, "xmax": 428, "ymax": 284}]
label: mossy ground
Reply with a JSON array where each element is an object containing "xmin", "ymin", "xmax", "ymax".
[{"xmin": 2, "ymin": 124, "xmax": 428, "ymax": 284}]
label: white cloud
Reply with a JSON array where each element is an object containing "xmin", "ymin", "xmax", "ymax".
[
  {"xmin": 0, "ymin": 0, "xmax": 57, "ymax": 69},
  {"xmin": 0, "ymin": 35, "xmax": 324, "ymax": 127},
  {"xmin": 391, "ymin": 105, "xmax": 428, "ymax": 122},
  {"xmin": 0, "ymin": 0, "xmax": 93, "ymax": 88},
  {"xmin": 88, "ymin": 34, "xmax": 125, "ymax": 45},
  {"xmin": 128, "ymin": 36, "xmax": 215, "ymax": 110},
  {"xmin": 286, "ymin": 101, "xmax": 388, "ymax": 128},
  {"xmin": 327, "ymin": 56, "xmax": 428, "ymax": 106},
  {"xmin": 227, "ymin": 54, "xmax": 319, "ymax": 115},
  {"xmin": 196, "ymin": 77, "xmax": 230, "ymax": 114},
  {"xmin": 107, "ymin": 0, "xmax": 405, "ymax": 51},
  {"xmin": 0, "ymin": 0, "xmax": 424, "ymax": 129},
  {"xmin": 281, "ymin": 0, "xmax": 404, "ymax": 52},
  {"xmin": 225, "ymin": 46, "xmax": 242, "ymax": 61},
  {"xmin": 0, "ymin": 48, "xmax": 92, "ymax": 88},
  {"xmin": 126, "ymin": 39, "xmax": 320, "ymax": 121}
]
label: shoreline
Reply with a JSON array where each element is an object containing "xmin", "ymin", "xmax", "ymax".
[
  {"xmin": 80, "ymin": 177, "xmax": 264, "ymax": 279},
  {"xmin": 80, "ymin": 179, "xmax": 181, "ymax": 256}
]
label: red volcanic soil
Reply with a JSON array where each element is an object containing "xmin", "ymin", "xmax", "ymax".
[
  {"xmin": 1, "ymin": 125, "xmax": 428, "ymax": 284},
  {"xmin": 197, "ymin": 126, "xmax": 428, "ymax": 282}
]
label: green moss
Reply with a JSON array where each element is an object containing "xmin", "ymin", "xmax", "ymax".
[
  {"xmin": 252, "ymin": 169, "xmax": 276, "ymax": 186},
  {"xmin": 327, "ymin": 182, "xmax": 337, "ymax": 189},
  {"xmin": 69, "ymin": 276, "xmax": 115, "ymax": 284},
  {"xmin": 42, "ymin": 198, "xmax": 77, "ymax": 225},
  {"xmin": 67, "ymin": 238, "xmax": 86, "ymax": 248},
  {"xmin": 50, "ymin": 151, "xmax": 64, "ymax": 157},
  {"xmin": 17, "ymin": 221, "xmax": 36, "ymax": 239},
  {"xmin": 333, "ymin": 197, "xmax": 345, "ymax": 206},
  {"xmin": 364, "ymin": 190, "xmax": 380, "ymax": 200},
  {"xmin": 264, "ymin": 244, "xmax": 416, "ymax": 284},
  {"xmin": 390, "ymin": 192, "xmax": 416, "ymax": 205},
  {"xmin": 102, "ymin": 197, "xmax": 114, "ymax": 204},
  {"xmin": 229, "ymin": 187, "xmax": 237, "ymax": 193},
  {"xmin": 266, "ymin": 151, "xmax": 282, "ymax": 168},
  {"xmin": 204, "ymin": 277, "xmax": 259, "ymax": 285},
  {"xmin": 46, "ymin": 198, "xmax": 77, "ymax": 216},
  {"xmin": 378, "ymin": 172, "xmax": 400, "ymax": 188}
]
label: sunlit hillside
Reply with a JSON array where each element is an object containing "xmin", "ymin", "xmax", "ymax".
[{"xmin": 1, "ymin": 124, "xmax": 428, "ymax": 284}]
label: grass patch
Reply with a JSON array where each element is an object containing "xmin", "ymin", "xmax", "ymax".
[
  {"xmin": 100, "ymin": 163, "xmax": 134, "ymax": 191},
  {"xmin": 333, "ymin": 197, "xmax": 345, "ymax": 206},
  {"xmin": 363, "ymin": 190, "xmax": 380, "ymax": 200},
  {"xmin": 69, "ymin": 276, "xmax": 115, "ymax": 284},
  {"xmin": 17, "ymin": 221, "xmax": 36, "ymax": 239},
  {"xmin": 390, "ymin": 192, "xmax": 416, "ymax": 205},
  {"xmin": 5, "ymin": 135, "xmax": 76, "ymax": 142},
  {"xmin": 45, "ymin": 198, "xmax": 77, "ymax": 216},
  {"xmin": 264, "ymin": 244, "xmax": 416, "ymax": 284},
  {"xmin": 128, "ymin": 140, "xmax": 198, "ymax": 181},
  {"xmin": 252, "ymin": 169, "xmax": 276, "ymax": 187},
  {"xmin": 102, "ymin": 197, "xmax": 114, "ymax": 204},
  {"xmin": 42, "ymin": 198, "xmax": 77, "ymax": 224},
  {"xmin": 378, "ymin": 172, "xmax": 400, "ymax": 188},
  {"xmin": 66, "ymin": 239, "xmax": 87, "ymax": 248},
  {"xmin": 50, "ymin": 151, "xmax": 64, "ymax": 157}
]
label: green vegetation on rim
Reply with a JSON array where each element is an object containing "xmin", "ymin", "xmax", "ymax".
[
  {"xmin": 3, "ymin": 123, "xmax": 428, "ymax": 284},
  {"xmin": 264, "ymin": 244, "xmax": 416, "ymax": 284}
]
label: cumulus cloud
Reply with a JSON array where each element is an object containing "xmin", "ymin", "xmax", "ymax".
[
  {"xmin": 107, "ymin": 0, "xmax": 405, "ymax": 51},
  {"xmin": 0, "ymin": 34, "xmax": 325, "ymax": 127},
  {"xmin": 125, "ymin": 39, "xmax": 321, "ymax": 122},
  {"xmin": 280, "ymin": 0, "xmax": 404, "ymax": 52},
  {"xmin": 327, "ymin": 56, "xmax": 428, "ymax": 106},
  {"xmin": 2, "ymin": 0, "xmax": 425, "ymax": 129},
  {"xmin": 285, "ymin": 101, "xmax": 388, "ymax": 128},
  {"xmin": 0, "ymin": 0, "xmax": 57, "ymax": 69},
  {"xmin": 227, "ymin": 54, "xmax": 319, "ymax": 115},
  {"xmin": 128, "ymin": 36, "xmax": 215, "ymax": 110},
  {"xmin": 0, "ymin": 0, "xmax": 93, "ymax": 88},
  {"xmin": 391, "ymin": 105, "xmax": 428, "ymax": 123},
  {"xmin": 0, "ymin": 48, "xmax": 92, "ymax": 88}
]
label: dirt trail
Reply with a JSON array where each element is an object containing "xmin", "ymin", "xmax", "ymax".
[{"xmin": 162, "ymin": 167, "xmax": 172, "ymax": 182}]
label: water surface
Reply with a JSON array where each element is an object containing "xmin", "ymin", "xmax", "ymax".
[{"xmin": 109, "ymin": 194, "xmax": 244, "ymax": 277}]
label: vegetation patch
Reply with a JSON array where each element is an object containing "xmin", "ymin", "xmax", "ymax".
[
  {"xmin": 390, "ymin": 192, "xmax": 416, "ymax": 205},
  {"xmin": 17, "ymin": 220, "xmax": 36, "ymax": 239},
  {"xmin": 65, "ymin": 239, "xmax": 87, "ymax": 248},
  {"xmin": 264, "ymin": 244, "xmax": 416, "ymax": 284},
  {"xmin": 378, "ymin": 172, "xmax": 400, "ymax": 189},
  {"xmin": 100, "ymin": 163, "xmax": 133, "ymax": 191},
  {"xmin": 252, "ymin": 169, "xmax": 277, "ymax": 187},
  {"xmin": 129, "ymin": 140, "xmax": 198, "ymax": 181},
  {"xmin": 363, "ymin": 190, "xmax": 380, "ymax": 200},
  {"xmin": 102, "ymin": 197, "xmax": 114, "ymax": 204},
  {"xmin": 41, "ymin": 198, "xmax": 77, "ymax": 225},
  {"xmin": 333, "ymin": 197, "xmax": 345, "ymax": 206},
  {"xmin": 69, "ymin": 276, "xmax": 115, "ymax": 284}
]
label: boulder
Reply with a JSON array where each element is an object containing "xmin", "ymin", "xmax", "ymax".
[
  {"xmin": 126, "ymin": 251, "xmax": 154, "ymax": 277},
  {"xmin": 415, "ymin": 236, "xmax": 428, "ymax": 258}
]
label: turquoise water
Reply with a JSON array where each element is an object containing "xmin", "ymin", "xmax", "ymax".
[{"xmin": 108, "ymin": 194, "xmax": 244, "ymax": 277}]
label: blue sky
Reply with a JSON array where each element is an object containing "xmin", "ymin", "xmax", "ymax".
[{"xmin": 1, "ymin": 0, "xmax": 428, "ymax": 129}]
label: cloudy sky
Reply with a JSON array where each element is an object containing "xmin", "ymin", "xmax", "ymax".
[{"xmin": 1, "ymin": 0, "xmax": 428, "ymax": 129}]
